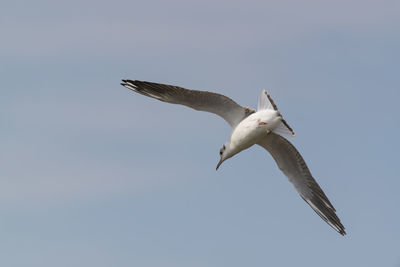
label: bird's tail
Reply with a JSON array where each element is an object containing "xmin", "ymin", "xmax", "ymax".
[{"xmin": 258, "ymin": 90, "xmax": 295, "ymax": 137}]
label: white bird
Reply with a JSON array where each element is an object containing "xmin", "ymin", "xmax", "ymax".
[{"xmin": 121, "ymin": 79, "xmax": 346, "ymax": 235}]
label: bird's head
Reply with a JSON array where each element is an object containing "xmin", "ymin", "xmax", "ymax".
[{"xmin": 216, "ymin": 142, "xmax": 232, "ymax": 170}]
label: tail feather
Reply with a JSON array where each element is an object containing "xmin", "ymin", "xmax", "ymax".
[
  {"xmin": 258, "ymin": 90, "xmax": 295, "ymax": 137},
  {"xmin": 257, "ymin": 90, "xmax": 274, "ymax": 110},
  {"xmin": 273, "ymin": 120, "xmax": 296, "ymax": 137}
]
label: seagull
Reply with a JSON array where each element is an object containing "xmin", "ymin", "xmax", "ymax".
[{"xmin": 120, "ymin": 79, "xmax": 346, "ymax": 236}]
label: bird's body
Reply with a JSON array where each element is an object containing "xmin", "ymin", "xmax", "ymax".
[
  {"xmin": 229, "ymin": 109, "xmax": 281, "ymax": 154},
  {"xmin": 121, "ymin": 79, "xmax": 346, "ymax": 235}
]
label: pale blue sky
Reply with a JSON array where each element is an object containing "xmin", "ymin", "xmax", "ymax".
[{"xmin": 2, "ymin": 0, "xmax": 400, "ymax": 266}]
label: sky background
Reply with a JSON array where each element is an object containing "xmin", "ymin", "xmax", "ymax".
[{"xmin": 2, "ymin": 0, "xmax": 400, "ymax": 266}]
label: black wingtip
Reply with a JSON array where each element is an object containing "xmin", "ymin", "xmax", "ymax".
[
  {"xmin": 121, "ymin": 79, "xmax": 140, "ymax": 86},
  {"xmin": 126, "ymin": 79, "xmax": 137, "ymax": 84},
  {"xmin": 340, "ymin": 229, "xmax": 347, "ymax": 236}
]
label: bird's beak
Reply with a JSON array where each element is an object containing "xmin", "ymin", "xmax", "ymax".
[{"xmin": 216, "ymin": 158, "xmax": 223, "ymax": 170}]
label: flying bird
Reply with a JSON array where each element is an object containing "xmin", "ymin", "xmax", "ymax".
[{"xmin": 121, "ymin": 79, "xmax": 346, "ymax": 235}]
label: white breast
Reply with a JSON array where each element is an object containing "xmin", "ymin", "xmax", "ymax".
[{"xmin": 229, "ymin": 110, "xmax": 280, "ymax": 153}]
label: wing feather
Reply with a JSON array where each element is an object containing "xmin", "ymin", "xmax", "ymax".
[
  {"xmin": 257, "ymin": 133, "xmax": 346, "ymax": 235},
  {"xmin": 121, "ymin": 80, "xmax": 255, "ymax": 128}
]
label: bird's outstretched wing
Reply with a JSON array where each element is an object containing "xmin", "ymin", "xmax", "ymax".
[
  {"xmin": 257, "ymin": 133, "xmax": 346, "ymax": 235},
  {"xmin": 121, "ymin": 80, "xmax": 255, "ymax": 128}
]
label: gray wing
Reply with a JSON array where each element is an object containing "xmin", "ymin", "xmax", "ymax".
[
  {"xmin": 257, "ymin": 133, "xmax": 346, "ymax": 235},
  {"xmin": 121, "ymin": 80, "xmax": 255, "ymax": 128}
]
